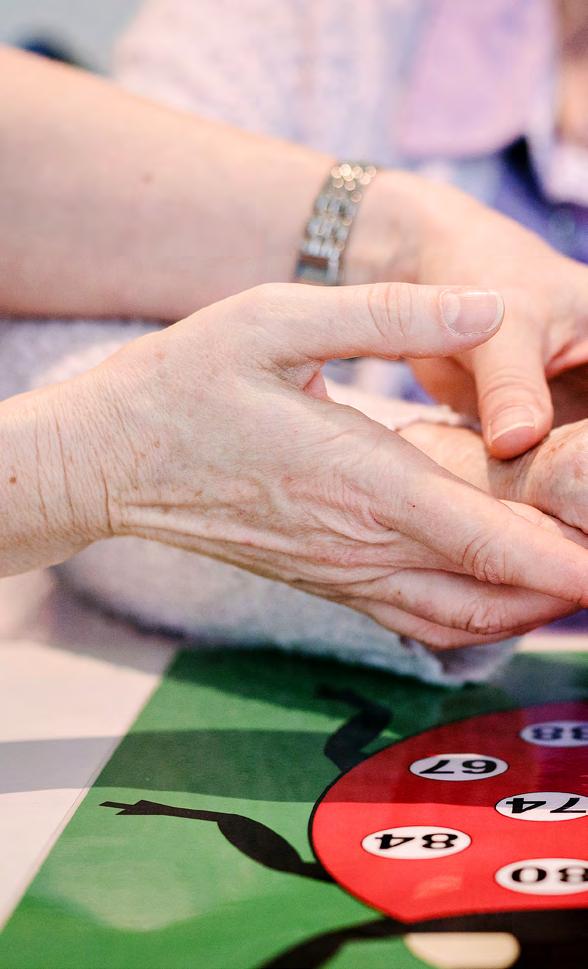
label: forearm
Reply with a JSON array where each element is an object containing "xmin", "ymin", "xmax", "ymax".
[
  {"xmin": 0, "ymin": 46, "xmax": 423, "ymax": 319},
  {"xmin": 0, "ymin": 377, "xmax": 108, "ymax": 575}
]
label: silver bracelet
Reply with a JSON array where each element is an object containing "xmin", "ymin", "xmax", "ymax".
[{"xmin": 294, "ymin": 161, "xmax": 378, "ymax": 286}]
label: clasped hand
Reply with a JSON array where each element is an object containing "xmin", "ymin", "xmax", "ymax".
[{"xmin": 62, "ymin": 280, "xmax": 588, "ymax": 649}]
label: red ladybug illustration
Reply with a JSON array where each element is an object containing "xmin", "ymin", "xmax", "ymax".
[
  {"xmin": 312, "ymin": 701, "xmax": 588, "ymax": 924},
  {"xmin": 104, "ymin": 694, "xmax": 588, "ymax": 968}
]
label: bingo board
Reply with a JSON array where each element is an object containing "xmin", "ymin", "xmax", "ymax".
[{"xmin": 0, "ymin": 643, "xmax": 587, "ymax": 969}]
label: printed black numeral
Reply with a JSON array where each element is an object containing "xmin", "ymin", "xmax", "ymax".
[
  {"xmin": 375, "ymin": 834, "xmax": 414, "ymax": 851},
  {"xmin": 511, "ymin": 866, "xmax": 547, "ymax": 884},
  {"xmin": 551, "ymin": 797, "xmax": 585, "ymax": 815},
  {"xmin": 558, "ymin": 866, "xmax": 588, "ymax": 884},
  {"xmin": 422, "ymin": 832, "xmax": 459, "ymax": 850},
  {"xmin": 505, "ymin": 797, "xmax": 546, "ymax": 814},
  {"xmin": 461, "ymin": 759, "xmax": 497, "ymax": 774},
  {"xmin": 531, "ymin": 726, "xmax": 563, "ymax": 741},
  {"xmin": 418, "ymin": 759, "xmax": 453, "ymax": 774}
]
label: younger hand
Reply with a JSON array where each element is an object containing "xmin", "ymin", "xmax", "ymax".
[{"xmin": 368, "ymin": 173, "xmax": 588, "ymax": 459}]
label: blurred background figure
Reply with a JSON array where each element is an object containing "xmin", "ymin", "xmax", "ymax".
[
  {"xmin": 111, "ymin": 0, "xmax": 588, "ymax": 407},
  {"xmin": 112, "ymin": 1, "xmax": 588, "ymax": 257}
]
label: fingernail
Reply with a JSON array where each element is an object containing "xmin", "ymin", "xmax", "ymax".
[
  {"xmin": 441, "ymin": 290, "xmax": 504, "ymax": 334},
  {"xmin": 489, "ymin": 406, "xmax": 536, "ymax": 444}
]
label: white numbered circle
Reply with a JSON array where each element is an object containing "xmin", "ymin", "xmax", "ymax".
[
  {"xmin": 496, "ymin": 858, "xmax": 588, "ymax": 895},
  {"xmin": 409, "ymin": 753, "xmax": 508, "ymax": 781},
  {"xmin": 362, "ymin": 826, "xmax": 471, "ymax": 860},
  {"xmin": 495, "ymin": 791, "xmax": 588, "ymax": 822},
  {"xmin": 520, "ymin": 720, "xmax": 588, "ymax": 747}
]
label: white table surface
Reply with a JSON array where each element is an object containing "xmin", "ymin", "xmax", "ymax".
[{"xmin": 0, "ymin": 570, "xmax": 175, "ymax": 927}]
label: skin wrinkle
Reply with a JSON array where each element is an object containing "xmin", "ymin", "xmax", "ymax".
[
  {"xmin": 128, "ymin": 476, "xmax": 269, "ymax": 515},
  {"xmin": 96, "ymin": 462, "xmax": 115, "ymax": 540},
  {"xmin": 32, "ymin": 404, "xmax": 50, "ymax": 532},
  {"xmin": 287, "ymin": 479, "xmax": 389, "ymax": 542},
  {"xmin": 121, "ymin": 501, "xmax": 300, "ymax": 555},
  {"xmin": 365, "ymin": 280, "xmax": 409, "ymax": 348},
  {"xmin": 99, "ymin": 378, "xmax": 153, "ymax": 521},
  {"xmin": 51, "ymin": 407, "xmax": 77, "ymax": 535},
  {"xmin": 475, "ymin": 367, "xmax": 551, "ymax": 411},
  {"xmin": 454, "ymin": 599, "xmax": 514, "ymax": 637},
  {"xmin": 457, "ymin": 523, "xmax": 507, "ymax": 586}
]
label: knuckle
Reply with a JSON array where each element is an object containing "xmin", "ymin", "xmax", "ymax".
[
  {"xmin": 454, "ymin": 598, "xmax": 509, "ymax": 636},
  {"xmin": 366, "ymin": 281, "xmax": 413, "ymax": 346},
  {"xmin": 477, "ymin": 366, "xmax": 548, "ymax": 410},
  {"xmin": 460, "ymin": 531, "xmax": 509, "ymax": 584}
]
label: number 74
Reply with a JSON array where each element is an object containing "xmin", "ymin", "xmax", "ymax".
[{"xmin": 505, "ymin": 796, "xmax": 585, "ymax": 815}]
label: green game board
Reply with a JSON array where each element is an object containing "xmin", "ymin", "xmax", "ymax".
[{"xmin": 1, "ymin": 648, "xmax": 587, "ymax": 969}]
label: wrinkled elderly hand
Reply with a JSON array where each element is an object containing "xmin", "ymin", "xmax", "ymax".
[
  {"xmin": 70, "ymin": 281, "xmax": 588, "ymax": 649},
  {"xmin": 372, "ymin": 176, "xmax": 588, "ymax": 460}
]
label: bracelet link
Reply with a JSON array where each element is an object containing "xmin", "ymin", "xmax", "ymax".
[{"xmin": 295, "ymin": 162, "xmax": 378, "ymax": 285}]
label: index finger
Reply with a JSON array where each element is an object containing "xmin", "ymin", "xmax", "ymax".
[{"xmin": 467, "ymin": 315, "xmax": 553, "ymax": 458}]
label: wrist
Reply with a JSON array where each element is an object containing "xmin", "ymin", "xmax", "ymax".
[
  {"xmin": 49, "ymin": 373, "xmax": 117, "ymax": 545},
  {"xmin": 344, "ymin": 169, "xmax": 478, "ymax": 286},
  {"xmin": 344, "ymin": 169, "xmax": 422, "ymax": 285},
  {"xmin": 0, "ymin": 375, "xmax": 112, "ymax": 575}
]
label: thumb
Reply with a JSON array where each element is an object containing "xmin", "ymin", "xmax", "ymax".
[
  {"xmin": 470, "ymin": 321, "xmax": 553, "ymax": 459},
  {"xmin": 241, "ymin": 282, "xmax": 503, "ymax": 364}
]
